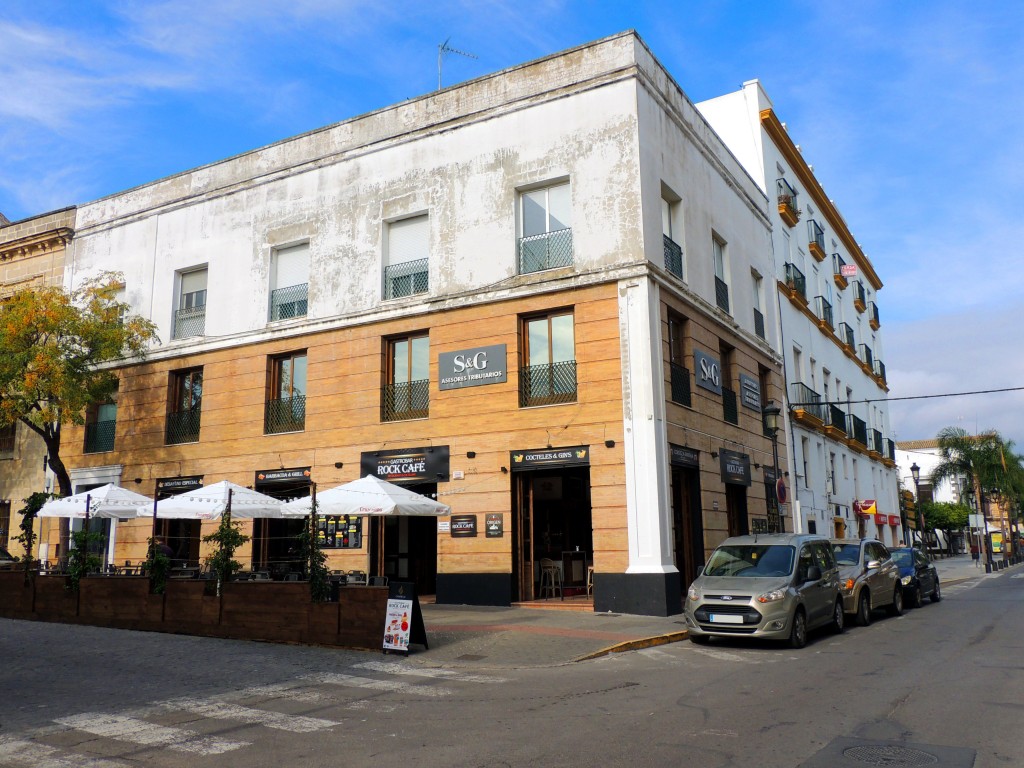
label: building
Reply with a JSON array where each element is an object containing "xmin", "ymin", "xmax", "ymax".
[
  {"xmin": 40, "ymin": 32, "xmax": 792, "ymax": 617},
  {"xmin": 0, "ymin": 208, "xmax": 75, "ymax": 557},
  {"xmin": 698, "ymin": 81, "xmax": 902, "ymax": 546}
]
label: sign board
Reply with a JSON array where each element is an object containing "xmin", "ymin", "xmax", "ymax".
[
  {"xmin": 361, "ymin": 446, "xmax": 450, "ymax": 483},
  {"xmin": 510, "ymin": 445, "xmax": 590, "ymax": 471},
  {"xmin": 450, "ymin": 514, "xmax": 477, "ymax": 537},
  {"xmin": 738, "ymin": 373, "xmax": 762, "ymax": 411},
  {"xmin": 767, "ymin": 508, "xmax": 782, "ymax": 534},
  {"xmin": 840, "ymin": 263, "xmax": 858, "ymax": 277},
  {"xmin": 718, "ymin": 449, "xmax": 752, "ymax": 487},
  {"xmin": 969, "ymin": 514, "xmax": 985, "ymax": 528},
  {"xmin": 437, "ymin": 520, "xmax": 451, "ymax": 533},
  {"xmin": 155, "ymin": 475, "xmax": 203, "ymax": 499},
  {"xmin": 485, "ymin": 513, "xmax": 503, "ymax": 538},
  {"xmin": 382, "ymin": 581, "xmax": 428, "ymax": 654},
  {"xmin": 752, "ymin": 518, "xmax": 768, "ymax": 534},
  {"xmin": 776, "ymin": 478, "xmax": 788, "ymax": 505},
  {"xmin": 255, "ymin": 467, "xmax": 311, "ymax": 485},
  {"xmin": 669, "ymin": 444, "xmax": 700, "ymax": 469},
  {"xmin": 438, "ymin": 344, "xmax": 508, "ymax": 390},
  {"xmin": 990, "ymin": 532, "xmax": 1004, "ymax": 553},
  {"xmin": 693, "ymin": 349, "xmax": 722, "ymax": 395}
]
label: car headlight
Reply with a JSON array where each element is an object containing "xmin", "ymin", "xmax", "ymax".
[
  {"xmin": 901, "ymin": 575, "xmax": 912, "ymax": 585},
  {"xmin": 687, "ymin": 585, "xmax": 701, "ymax": 602},
  {"xmin": 756, "ymin": 588, "xmax": 786, "ymax": 604},
  {"xmin": 842, "ymin": 578, "xmax": 855, "ymax": 593}
]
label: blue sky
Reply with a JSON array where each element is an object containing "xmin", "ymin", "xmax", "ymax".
[{"xmin": 2, "ymin": 1, "xmax": 1023, "ymax": 449}]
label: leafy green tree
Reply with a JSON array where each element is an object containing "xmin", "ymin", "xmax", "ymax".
[
  {"xmin": 929, "ymin": 427, "xmax": 1003, "ymax": 524},
  {"xmin": 14, "ymin": 492, "xmax": 53, "ymax": 580},
  {"xmin": 919, "ymin": 501, "xmax": 970, "ymax": 556},
  {"xmin": 144, "ymin": 538, "xmax": 172, "ymax": 595},
  {"xmin": 293, "ymin": 501, "xmax": 330, "ymax": 602},
  {"xmin": 203, "ymin": 514, "xmax": 250, "ymax": 589},
  {"xmin": 66, "ymin": 529, "xmax": 103, "ymax": 592}
]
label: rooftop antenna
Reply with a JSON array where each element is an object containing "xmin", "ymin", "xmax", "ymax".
[{"xmin": 438, "ymin": 37, "xmax": 477, "ymax": 90}]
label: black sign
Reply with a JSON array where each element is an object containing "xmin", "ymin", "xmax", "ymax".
[
  {"xmin": 693, "ymin": 349, "xmax": 722, "ymax": 395},
  {"xmin": 509, "ymin": 445, "xmax": 590, "ymax": 471},
  {"xmin": 255, "ymin": 467, "xmax": 311, "ymax": 485},
  {"xmin": 155, "ymin": 475, "xmax": 203, "ymax": 499},
  {"xmin": 450, "ymin": 514, "xmax": 477, "ymax": 538},
  {"xmin": 485, "ymin": 513, "xmax": 503, "ymax": 538},
  {"xmin": 317, "ymin": 515, "xmax": 362, "ymax": 549},
  {"xmin": 438, "ymin": 344, "xmax": 508, "ymax": 390},
  {"xmin": 361, "ymin": 446, "xmax": 450, "ymax": 484},
  {"xmin": 767, "ymin": 508, "xmax": 782, "ymax": 534},
  {"xmin": 739, "ymin": 374, "xmax": 762, "ymax": 411},
  {"xmin": 752, "ymin": 518, "xmax": 768, "ymax": 534},
  {"xmin": 719, "ymin": 449, "xmax": 752, "ymax": 486},
  {"xmin": 669, "ymin": 444, "xmax": 700, "ymax": 468}
]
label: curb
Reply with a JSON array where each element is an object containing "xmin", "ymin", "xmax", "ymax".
[{"xmin": 573, "ymin": 630, "xmax": 689, "ymax": 662}]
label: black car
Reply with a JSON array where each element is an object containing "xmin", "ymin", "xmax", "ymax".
[{"xmin": 890, "ymin": 546, "xmax": 941, "ymax": 607}]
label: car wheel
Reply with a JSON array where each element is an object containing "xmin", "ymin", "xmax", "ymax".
[
  {"xmin": 831, "ymin": 599, "xmax": 845, "ymax": 634},
  {"xmin": 909, "ymin": 585, "xmax": 921, "ymax": 608},
  {"xmin": 856, "ymin": 591, "xmax": 872, "ymax": 626},
  {"xmin": 789, "ymin": 608, "xmax": 808, "ymax": 649},
  {"xmin": 888, "ymin": 586, "xmax": 904, "ymax": 616},
  {"xmin": 931, "ymin": 579, "xmax": 942, "ymax": 603}
]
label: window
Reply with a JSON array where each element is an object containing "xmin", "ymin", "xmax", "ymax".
[
  {"xmin": 752, "ymin": 272, "xmax": 765, "ymax": 339},
  {"xmin": 84, "ymin": 399, "xmax": 117, "ymax": 454},
  {"xmin": 383, "ymin": 334, "xmax": 429, "ymax": 421},
  {"xmin": 801, "ymin": 436, "xmax": 811, "ymax": 489},
  {"xmin": 174, "ymin": 268, "xmax": 207, "ymax": 339},
  {"xmin": 0, "ymin": 423, "xmax": 15, "ymax": 454},
  {"xmin": 518, "ymin": 183, "xmax": 572, "ymax": 274},
  {"xmin": 0, "ymin": 499, "xmax": 9, "ymax": 549},
  {"xmin": 265, "ymin": 352, "xmax": 307, "ymax": 434},
  {"xmin": 662, "ymin": 196, "xmax": 683, "ymax": 278},
  {"xmin": 384, "ymin": 215, "xmax": 429, "ymax": 299},
  {"xmin": 270, "ymin": 243, "xmax": 309, "ymax": 320},
  {"xmin": 719, "ymin": 342, "xmax": 737, "ymax": 425},
  {"xmin": 713, "ymin": 236, "xmax": 729, "ymax": 312},
  {"xmin": 520, "ymin": 311, "xmax": 576, "ymax": 407},
  {"xmin": 668, "ymin": 312, "xmax": 690, "ymax": 406},
  {"xmin": 167, "ymin": 368, "xmax": 203, "ymax": 444}
]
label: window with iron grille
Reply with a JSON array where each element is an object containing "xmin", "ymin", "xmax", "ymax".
[
  {"xmin": 752, "ymin": 271, "xmax": 765, "ymax": 339},
  {"xmin": 167, "ymin": 368, "xmax": 203, "ymax": 444},
  {"xmin": 713, "ymin": 236, "xmax": 730, "ymax": 313},
  {"xmin": 384, "ymin": 215, "xmax": 429, "ymax": 299},
  {"xmin": 269, "ymin": 243, "xmax": 309, "ymax": 321},
  {"xmin": 84, "ymin": 401, "xmax": 117, "ymax": 454},
  {"xmin": 520, "ymin": 311, "xmax": 576, "ymax": 407},
  {"xmin": 0, "ymin": 423, "xmax": 15, "ymax": 454},
  {"xmin": 174, "ymin": 268, "xmax": 207, "ymax": 339},
  {"xmin": 0, "ymin": 499, "xmax": 10, "ymax": 548},
  {"xmin": 518, "ymin": 183, "xmax": 572, "ymax": 274},
  {"xmin": 668, "ymin": 312, "xmax": 691, "ymax": 406},
  {"xmin": 662, "ymin": 196, "xmax": 683, "ymax": 279},
  {"xmin": 383, "ymin": 334, "xmax": 429, "ymax": 421},
  {"xmin": 266, "ymin": 352, "xmax": 307, "ymax": 434}
]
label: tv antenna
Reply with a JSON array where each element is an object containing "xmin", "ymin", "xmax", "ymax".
[{"xmin": 437, "ymin": 37, "xmax": 477, "ymax": 90}]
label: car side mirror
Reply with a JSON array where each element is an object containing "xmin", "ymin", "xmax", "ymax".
[
  {"xmin": 806, "ymin": 565, "xmax": 822, "ymax": 582},
  {"xmin": 866, "ymin": 559, "xmax": 881, "ymax": 570}
]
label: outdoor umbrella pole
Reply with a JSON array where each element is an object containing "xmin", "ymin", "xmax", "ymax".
[
  {"xmin": 150, "ymin": 497, "xmax": 158, "ymax": 566},
  {"xmin": 83, "ymin": 493, "xmax": 91, "ymax": 571},
  {"xmin": 310, "ymin": 482, "xmax": 317, "ymax": 581}
]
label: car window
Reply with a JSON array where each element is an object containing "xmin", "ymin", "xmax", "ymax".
[
  {"xmin": 832, "ymin": 543, "xmax": 860, "ymax": 565},
  {"xmin": 890, "ymin": 550, "xmax": 912, "ymax": 567},
  {"xmin": 797, "ymin": 545, "xmax": 815, "ymax": 582},
  {"xmin": 703, "ymin": 545, "xmax": 795, "ymax": 577},
  {"xmin": 812, "ymin": 542, "xmax": 834, "ymax": 571},
  {"xmin": 867, "ymin": 542, "xmax": 888, "ymax": 563},
  {"xmin": 915, "ymin": 551, "xmax": 930, "ymax": 567}
]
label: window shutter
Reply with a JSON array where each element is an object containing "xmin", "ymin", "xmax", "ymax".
[
  {"xmin": 388, "ymin": 216, "xmax": 428, "ymax": 265},
  {"xmin": 272, "ymin": 244, "xmax": 309, "ymax": 290}
]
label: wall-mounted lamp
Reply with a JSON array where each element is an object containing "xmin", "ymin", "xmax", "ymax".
[
  {"xmin": 754, "ymin": 463, "xmax": 761, "ymax": 470},
  {"xmin": 466, "ymin": 451, "xmax": 476, "ymax": 459},
  {"xmin": 134, "ymin": 478, "xmax": 143, "ymax": 484},
  {"xmin": 604, "ymin": 439, "xmax": 615, "ymax": 448},
  {"xmin": 334, "ymin": 462, "xmax": 343, "ymax": 469},
  {"xmin": 500, "ymin": 466, "xmax": 509, "ymax": 474},
  {"xmin": 711, "ymin": 451, "xmax": 719, "ymax": 458}
]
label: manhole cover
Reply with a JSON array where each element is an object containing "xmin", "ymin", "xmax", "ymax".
[{"xmin": 843, "ymin": 745, "xmax": 938, "ymax": 766}]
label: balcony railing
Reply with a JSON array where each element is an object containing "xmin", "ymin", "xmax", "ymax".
[
  {"xmin": 265, "ymin": 395, "xmax": 306, "ymax": 434},
  {"xmin": 832, "ymin": 252, "xmax": 849, "ymax": 288},
  {"xmin": 874, "ymin": 359, "xmax": 887, "ymax": 383},
  {"xmin": 520, "ymin": 360, "xmax": 577, "ymax": 408},
  {"xmin": 754, "ymin": 308, "xmax": 765, "ymax": 340},
  {"xmin": 847, "ymin": 414, "xmax": 868, "ymax": 447},
  {"xmin": 784, "ymin": 262, "xmax": 807, "ymax": 301},
  {"xmin": 815, "ymin": 296, "xmax": 833, "ymax": 328},
  {"xmin": 839, "ymin": 322, "xmax": 855, "ymax": 349},
  {"xmin": 868, "ymin": 301, "xmax": 880, "ymax": 328},
  {"xmin": 670, "ymin": 363, "xmax": 692, "ymax": 407},
  {"xmin": 790, "ymin": 382, "xmax": 825, "ymax": 422},
  {"xmin": 853, "ymin": 280, "xmax": 867, "ymax": 310},
  {"xmin": 826, "ymin": 404, "xmax": 847, "ymax": 435},
  {"xmin": 84, "ymin": 419, "xmax": 116, "ymax": 453},
  {"xmin": 382, "ymin": 379, "xmax": 429, "ymax": 422},
  {"xmin": 714, "ymin": 276, "xmax": 730, "ymax": 313},
  {"xmin": 173, "ymin": 305, "xmax": 206, "ymax": 340},
  {"xmin": 663, "ymin": 235, "xmax": 683, "ymax": 279},
  {"xmin": 859, "ymin": 343, "xmax": 874, "ymax": 369},
  {"xmin": 518, "ymin": 228, "xmax": 573, "ymax": 274},
  {"xmin": 807, "ymin": 220, "xmax": 826, "ymax": 260},
  {"xmin": 269, "ymin": 283, "xmax": 308, "ymax": 320},
  {"xmin": 870, "ymin": 429, "xmax": 884, "ymax": 454},
  {"xmin": 776, "ymin": 178, "xmax": 800, "ymax": 225},
  {"xmin": 166, "ymin": 408, "xmax": 202, "ymax": 445},
  {"xmin": 722, "ymin": 387, "xmax": 739, "ymax": 425},
  {"xmin": 885, "ymin": 438, "xmax": 896, "ymax": 461},
  {"xmin": 384, "ymin": 259, "xmax": 429, "ymax": 299}
]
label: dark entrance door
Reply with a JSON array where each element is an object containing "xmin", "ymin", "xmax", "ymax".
[
  {"xmin": 671, "ymin": 465, "xmax": 704, "ymax": 594},
  {"xmin": 726, "ymin": 484, "xmax": 749, "ymax": 537},
  {"xmin": 369, "ymin": 482, "xmax": 438, "ymax": 596},
  {"xmin": 253, "ymin": 479, "xmax": 310, "ymax": 576}
]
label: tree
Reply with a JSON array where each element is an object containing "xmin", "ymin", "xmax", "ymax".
[
  {"xmin": 928, "ymin": 427, "xmax": 1003, "ymax": 523},
  {"xmin": 918, "ymin": 500, "xmax": 970, "ymax": 556},
  {"xmin": 0, "ymin": 274, "xmax": 157, "ymax": 498}
]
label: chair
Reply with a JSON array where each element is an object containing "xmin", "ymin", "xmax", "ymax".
[
  {"xmin": 347, "ymin": 570, "xmax": 368, "ymax": 586},
  {"xmin": 369, "ymin": 575, "xmax": 388, "ymax": 587},
  {"xmin": 538, "ymin": 558, "xmax": 563, "ymax": 600},
  {"xmin": 284, "ymin": 572, "xmax": 301, "ymax": 582}
]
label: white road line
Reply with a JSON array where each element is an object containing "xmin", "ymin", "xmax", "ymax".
[
  {"xmin": 0, "ymin": 737, "xmax": 129, "ymax": 768},
  {"xmin": 305, "ymin": 672, "xmax": 453, "ymax": 697},
  {"xmin": 353, "ymin": 661, "xmax": 509, "ymax": 683},
  {"xmin": 231, "ymin": 682, "xmax": 327, "ymax": 702},
  {"xmin": 54, "ymin": 713, "xmax": 248, "ymax": 755},
  {"xmin": 156, "ymin": 698, "xmax": 339, "ymax": 732}
]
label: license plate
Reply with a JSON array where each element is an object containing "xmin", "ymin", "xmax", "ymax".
[{"xmin": 708, "ymin": 614, "xmax": 743, "ymax": 624}]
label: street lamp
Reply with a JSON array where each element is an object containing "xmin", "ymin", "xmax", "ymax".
[
  {"xmin": 910, "ymin": 462, "xmax": 924, "ymax": 551},
  {"xmin": 763, "ymin": 401, "xmax": 783, "ymax": 533}
]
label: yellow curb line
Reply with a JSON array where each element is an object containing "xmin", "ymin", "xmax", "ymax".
[{"xmin": 573, "ymin": 630, "xmax": 689, "ymax": 662}]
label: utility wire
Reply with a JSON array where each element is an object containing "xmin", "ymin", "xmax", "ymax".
[{"xmin": 790, "ymin": 385, "xmax": 1024, "ymax": 409}]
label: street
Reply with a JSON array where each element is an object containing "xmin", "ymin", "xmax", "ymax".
[{"xmin": 1, "ymin": 568, "xmax": 1019, "ymax": 768}]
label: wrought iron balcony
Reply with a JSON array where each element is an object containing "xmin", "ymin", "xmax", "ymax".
[
  {"xmin": 832, "ymin": 253, "xmax": 849, "ymax": 289},
  {"xmin": 166, "ymin": 408, "xmax": 201, "ymax": 445},
  {"xmin": 663, "ymin": 235, "xmax": 683, "ymax": 279},
  {"xmin": 754, "ymin": 308, "xmax": 765, "ymax": 340},
  {"xmin": 825, "ymin": 404, "xmax": 847, "ymax": 436},
  {"xmin": 382, "ymin": 379, "xmax": 429, "ymax": 422},
  {"xmin": 839, "ymin": 322, "xmax": 855, "ymax": 349},
  {"xmin": 870, "ymin": 429, "xmax": 884, "ymax": 455},
  {"xmin": 868, "ymin": 301, "xmax": 880, "ymax": 329},
  {"xmin": 853, "ymin": 280, "xmax": 867, "ymax": 312},
  {"xmin": 722, "ymin": 387, "xmax": 739, "ymax": 425},
  {"xmin": 784, "ymin": 262, "xmax": 807, "ymax": 302},
  {"xmin": 265, "ymin": 395, "xmax": 306, "ymax": 434},
  {"xmin": 815, "ymin": 296, "xmax": 833, "ymax": 329},
  {"xmin": 776, "ymin": 178, "xmax": 800, "ymax": 226},
  {"xmin": 270, "ymin": 283, "xmax": 308, "ymax": 320},
  {"xmin": 173, "ymin": 305, "xmax": 206, "ymax": 340},
  {"xmin": 807, "ymin": 220, "xmax": 826, "ymax": 261},
  {"xmin": 670, "ymin": 363, "xmax": 691, "ymax": 407},
  {"xmin": 715, "ymin": 276, "xmax": 730, "ymax": 313},
  {"xmin": 874, "ymin": 359, "xmax": 887, "ymax": 383},
  {"xmin": 519, "ymin": 360, "xmax": 577, "ymax": 408},
  {"xmin": 859, "ymin": 343, "xmax": 874, "ymax": 369},
  {"xmin": 384, "ymin": 259, "xmax": 429, "ymax": 299},
  {"xmin": 847, "ymin": 414, "xmax": 868, "ymax": 447},
  {"xmin": 518, "ymin": 228, "xmax": 573, "ymax": 274},
  {"xmin": 84, "ymin": 419, "xmax": 116, "ymax": 453},
  {"xmin": 790, "ymin": 382, "xmax": 825, "ymax": 422},
  {"xmin": 886, "ymin": 438, "xmax": 896, "ymax": 461}
]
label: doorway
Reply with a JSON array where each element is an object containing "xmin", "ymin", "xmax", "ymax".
[
  {"xmin": 253, "ymin": 481, "xmax": 310, "ymax": 576},
  {"xmin": 512, "ymin": 468, "xmax": 593, "ymax": 601},
  {"xmin": 726, "ymin": 484, "xmax": 749, "ymax": 537},
  {"xmin": 368, "ymin": 482, "xmax": 438, "ymax": 596},
  {"xmin": 671, "ymin": 466, "xmax": 704, "ymax": 594},
  {"xmin": 155, "ymin": 519, "xmax": 200, "ymax": 566}
]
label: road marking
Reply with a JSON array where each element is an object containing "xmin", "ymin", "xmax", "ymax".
[
  {"xmin": 0, "ymin": 738, "xmax": 129, "ymax": 768},
  {"xmin": 231, "ymin": 682, "xmax": 327, "ymax": 702},
  {"xmin": 1011, "ymin": 574, "xmax": 1024, "ymax": 579},
  {"xmin": 687, "ymin": 647, "xmax": 763, "ymax": 663},
  {"xmin": 54, "ymin": 713, "xmax": 248, "ymax": 755},
  {"xmin": 637, "ymin": 647, "xmax": 683, "ymax": 664},
  {"xmin": 353, "ymin": 661, "xmax": 508, "ymax": 683},
  {"xmin": 156, "ymin": 698, "xmax": 340, "ymax": 732},
  {"xmin": 305, "ymin": 672, "xmax": 453, "ymax": 697}
]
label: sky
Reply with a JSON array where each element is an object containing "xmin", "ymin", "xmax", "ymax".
[{"xmin": 2, "ymin": 0, "xmax": 1022, "ymax": 449}]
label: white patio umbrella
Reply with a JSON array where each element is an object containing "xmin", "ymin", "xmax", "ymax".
[
  {"xmin": 281, "ymin": 475, "xmax": 451, "ymax": 518},
  {"xmin": 38, "ymin": 483, "xmax": 152, "ymax": 520},
  {"xmin": 136, "ymin": 480, "xmax": 285, "ymax": 520}
]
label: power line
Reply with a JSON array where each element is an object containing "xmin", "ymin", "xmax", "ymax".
[{"xmin": 790, "ymin": 385, "xmax": 1024, "ymax": 409}]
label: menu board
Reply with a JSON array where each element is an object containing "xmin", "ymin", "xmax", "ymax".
[
  {"xmin": 316, "ymin": 515, "xmax": 362, "ymax": 549},
  {"xmin": 383, "ymin": 598, "xmax": 413, "ymax": 652}
]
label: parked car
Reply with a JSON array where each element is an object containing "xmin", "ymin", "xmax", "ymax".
[
  {"xmin": 890, "ymin": 546, "xmax": 941, "ymax": 607},
  {"xmin": 0, "ymin": 545, "xmax": 16, "ymax": 569},
  {"xmin": 830, "ymin": 538, "xmax": 903, "ymax": 625},
  {"xmin": 684, "ymin": 533, "xmax": 844, "ymax": 649}
]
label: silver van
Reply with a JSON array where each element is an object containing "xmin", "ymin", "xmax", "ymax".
[{"xmin": 684, "ymin": 533, "xmax": 844, "ymax": 648}]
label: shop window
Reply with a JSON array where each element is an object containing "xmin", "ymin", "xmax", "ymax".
[
  {"xmin": 265, "ymin": 352, "xmax": 307, "ymax": 434},
  {"xmin": 269, "ymin": 243, "xmax": 309, "ymax": 320},
  {"xmin": 520, "ymin": 310, "xmax": 576, "ymax": 407},
  {"xmin": 383, "ymin": 334, "xmax": 429, "ymax": 421},
  {"xmin": 167, "ymin": 368, "xmax": 203, "ymax": 444},
  {"xmin": 518, "ymin": 182, "xmax": 572, "ymax": 274}
]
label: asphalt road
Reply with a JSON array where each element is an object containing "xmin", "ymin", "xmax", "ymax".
[{"xmin": 0, "ymin": 568, "xmax": 1019, "ymax": 768}]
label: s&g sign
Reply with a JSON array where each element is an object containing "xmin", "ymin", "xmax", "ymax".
[
  {"xmin": 439, "ymin": 344, "xmax": 508, "ymax": 390},
  {"xmin": 693, "ymin": 349, "xmax": 722, "ymax": 395}
]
